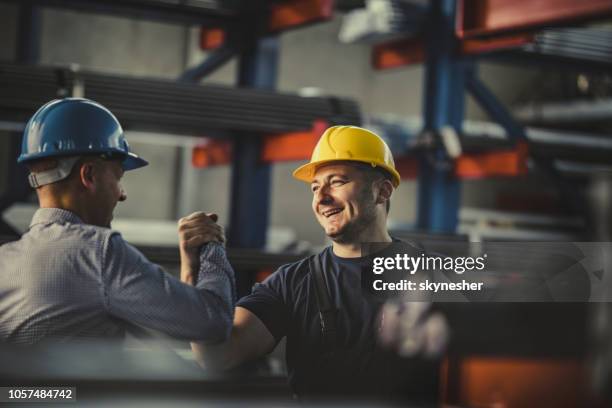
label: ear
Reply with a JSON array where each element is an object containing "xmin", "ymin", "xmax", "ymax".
[
  {"xmin": 375, "ymin": 179, "xmax": 393, "ymax": 206},
  {"xmin": 79, "ymin": 161, "xmax": 96, "ymax": 191}
]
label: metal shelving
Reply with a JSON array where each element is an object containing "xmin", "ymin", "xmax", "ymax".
[{"xmin": 0, "ymin": 62, "xmax": 361, "ymax": 136}]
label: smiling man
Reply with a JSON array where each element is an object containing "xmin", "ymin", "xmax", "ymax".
[
  {"xmin": 0, "ymin": 98, "xmax": 234, "ymax": 345},
  {"xmin": 189, "ymin": 126, "xmax": 442, "ymax": 402}
]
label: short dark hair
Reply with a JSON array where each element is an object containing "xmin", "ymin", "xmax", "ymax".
[{"xmin": 347, "ymin": 162, "xmax": 393, "ymax": 213}]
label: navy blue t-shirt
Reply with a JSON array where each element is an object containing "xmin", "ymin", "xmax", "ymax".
[{"xmin": 237, "ymin": 245, "xmax": 439, "ymax": 399}]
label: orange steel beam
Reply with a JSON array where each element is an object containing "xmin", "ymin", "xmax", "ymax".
[
  {"xmin": 192, "ymin": 139, "xmax": 232, "ymax": 168},
  {"xmin": 454, "ymin": 141, "xmax": 528, "ymax": 179},
  {"xmin": 261, "ymin": 119, "xmax": 328, "ymax": 162},
  {"xmin": 442, "ymin": 356, "xmax": 590, "ymax": 408},
  {"xmin": 461, "ymin": 33, "xmax": 533, "ymax": 55},
  {"xmin": 191, "ymin": 120, "xmax": 328, "ymax": 168},
  {"xmin": 373, "ymin": 33, "xmax": 533, "ymax": 70},
  {"xmin": 372, "ymin": 37, "xmax": 425, "ymax": 70},
  {"xmin": 261, "ymin": 131, "xmax": 319, "ymax": 162},
  {"xmin": 200, "ymin": 28, "xmax": 225, "ymax": 50},
  {"xmin": 200, "ymin": 0, "xmax": 334, "ymax": 51},
  {"xmin": 457, "ymin": 0, "xmax": 612, "ymax": 39},
  {"xmin": 394, "ymin": 142, "xmax": 528, "ymax": 180},
  {"xmin": 268, "ymin": 0, "xmax": 334, "ymax": 33},
  {"xmin": 192, "ymin": 128, "xmax": 527, "ymax": 180}
]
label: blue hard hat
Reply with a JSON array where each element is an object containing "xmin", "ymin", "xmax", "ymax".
[{"xmin": 18, "ymin": 98, "xmax": 148, "ymax": 170}]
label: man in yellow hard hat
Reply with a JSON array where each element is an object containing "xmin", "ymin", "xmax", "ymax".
[{"xmin": 187, "ymin": 126, "xmax": 444, "ymax": 401}]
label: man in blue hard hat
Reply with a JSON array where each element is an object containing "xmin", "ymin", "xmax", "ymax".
[{"xmin": 0, "ymin": 98, "xmax": 234, "ymax": 344}]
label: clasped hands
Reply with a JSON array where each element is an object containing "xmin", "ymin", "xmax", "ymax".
[{"xmin": 178, "ymin": 211, "xmax": 225, "ymax": 285}]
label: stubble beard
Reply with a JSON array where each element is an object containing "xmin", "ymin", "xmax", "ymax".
[{"xmin": 326, "ymin": 189, "xmax": 378, "ymax": 245}]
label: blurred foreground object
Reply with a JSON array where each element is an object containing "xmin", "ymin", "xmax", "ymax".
[{"xmin": 379, "ymin": 301, "xmax": 449, "ymax": 357}]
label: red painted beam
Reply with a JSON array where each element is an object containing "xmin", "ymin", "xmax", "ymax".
[
  {"xmin": 268, "ymin": 0, "xmax": 334, "ymax": 33},
  {"xmin": 443, "ymin": 357, "xmax": 589, "ymax": 408},
  {"xmin": 373, "ymin": 33, "xmax": 532, "ymax": 70},
  {"xmin": 461, "ymin": 33, "xmax": 533, "ymax": 55},
  {"xmin": 261, "ymin": 119, "xmax": 328, "ymax": 162},
  {"xmin": 454, "ymin": 141, "xmax": 529, "ymax": 179},
  {"xmin": 458, "ymin": 0, "xmax": 612, "ymax": 39},
  {"xmin": 191, "ymin": 120, "xmax": 328, "ymax": 168},
  {"xmin": 372, "ymin": 37, "xmax": 426, "ymax": 70},
  {"xmin": 394, "ymin": 142, "xmax": 528, "ymax": 180},
  {"xmin": 372, "ymin": 32, "xmax": 534, "ymax": 70},
  {"xmin": 192, "ymin": 128, "xmax": 528, "ymax": 181},
  {"xmin": 199, "ymin": 28, "xmax": 225, "ymax": 50},
  {"xmin": 192, "ymin": 139, "xmax": 232, "ymax": 167},
  {"xmin": 200, "ymin": 0, "xmax": 333, "ymax": 51}
]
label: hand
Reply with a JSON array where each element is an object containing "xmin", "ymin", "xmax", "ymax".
[
  {"xmin": 178, "ymin": 212, "xmax": 225, "ymax": 284},
  {"xmin": 378, "ymin": 302, "xmax": 449, "ymax": 358}
]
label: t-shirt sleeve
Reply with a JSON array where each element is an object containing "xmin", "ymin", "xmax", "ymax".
[{"xmin": 237, "ymin": 267, "xmax": 291, "ymax": 343}]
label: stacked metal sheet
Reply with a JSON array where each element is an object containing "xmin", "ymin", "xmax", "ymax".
[
  {"xmin": 495, "ymin": 27, "xmax": 612, "ymax": 72},
  {"xmin": 525, "ymin": 28, "xmax": 612, "ymax": 66},
  {"xmin": 0, "ymin": 62, "xmax": 361, "ymax": 136}
]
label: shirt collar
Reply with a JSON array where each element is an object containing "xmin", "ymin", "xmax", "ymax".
[{"xmin": 30, "ymin": 208, "xmax": 85, "ymax": 227}]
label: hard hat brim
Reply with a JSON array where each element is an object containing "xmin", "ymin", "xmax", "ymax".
[
  {"xmin": 293, "ymin": 159, "xmax": 400, "ymax": 188},
  {"xmin": 122, "ymin": 152, "xmax": 149, "ymax": 171},
  {"xmin": 18, "ymin": 150, "xmax": 149, "ymax": 171}
]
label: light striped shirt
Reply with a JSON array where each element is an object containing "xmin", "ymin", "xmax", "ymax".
[{"xmin": 0, "ymin": 208, "xmax": 235, "ymax": 344}]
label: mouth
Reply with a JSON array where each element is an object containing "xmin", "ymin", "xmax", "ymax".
[{"xmin": 321, "ymin": 207, "xmax": 343, "ymax": 218}]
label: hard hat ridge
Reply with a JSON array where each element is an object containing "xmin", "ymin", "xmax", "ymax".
[{"xmin": 292, "ymin": 125, "xmax": 401, "ymax": 187}]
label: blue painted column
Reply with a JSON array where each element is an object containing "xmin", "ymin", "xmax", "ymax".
[
  {"xmin": 227, "ymin": 36, "xmax": 278, "ymax": 248},
  {"xmin": 417, "ymin": 0, "xmax": 464, "ymax": 233}
]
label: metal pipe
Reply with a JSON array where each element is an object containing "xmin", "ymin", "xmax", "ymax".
[{"xmin": 514, "ymin": 99, "xmax": 612, "ymax": 125}]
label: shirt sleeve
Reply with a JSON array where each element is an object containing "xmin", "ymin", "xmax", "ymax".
[
  {"xmin": 102, "ymin": 233, "xmax": 235, "ymax": 342},
  {"xmin": 236, "ymin": 267, "xmax": 290, "ymax": 343}
]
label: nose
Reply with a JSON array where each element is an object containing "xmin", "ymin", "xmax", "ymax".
[
  {"xmin": 119, "ymin": 188, "xmax": 127, "ymax": 202},
  {"xmin": 313, "ymin": 185, "xmax": 333, "ymax": 206}
]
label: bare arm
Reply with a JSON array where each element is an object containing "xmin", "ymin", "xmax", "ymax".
[{"xmin": 191, "ymin": 306, "xmax": 277, "ymax": 371}]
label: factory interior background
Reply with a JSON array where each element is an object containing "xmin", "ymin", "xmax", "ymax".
[{"xmin": 0, "ymin": 0, "xmax": 611, "ymax": 407}]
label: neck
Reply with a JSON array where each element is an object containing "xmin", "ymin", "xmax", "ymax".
[
  {"xmin": 38, "ymin": 191, "xmax": 93, "ymax": 225},
  {"xmin": 331, "ymin": 221, "xmax": 391, "ymax": 258}
]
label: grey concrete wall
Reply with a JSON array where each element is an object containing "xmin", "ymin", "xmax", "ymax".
[{"xmin": 39, "ymin": 8, "xmax": 189, "ymax": 78}]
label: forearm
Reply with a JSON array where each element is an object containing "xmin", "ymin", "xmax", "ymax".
[
  {"xmin": 180, "ymin": 250, "xmax": 198, "ymax": 286},
  {"xmin": 191, "ymin": 307, "xmax": 277, "ymax": 372},
  {"xmin": 191, "ymin": 243, "xmax": 236, "ymax": 340},
  {"xmin": 191, "ymin": 338, "xmax": 238, "ymax": 371}
]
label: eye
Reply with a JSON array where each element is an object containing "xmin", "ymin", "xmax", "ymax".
[{"xmin": 331, "ymin": 179, "xmax": 346, "ymax": 186}]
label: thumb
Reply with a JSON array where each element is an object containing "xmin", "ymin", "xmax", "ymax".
[{"xmin": 206, "ymin": 213, "xmax": 219, "ymax": 223}]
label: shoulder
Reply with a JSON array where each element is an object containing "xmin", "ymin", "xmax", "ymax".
[
  {"xmin": 25, "ymin": 219, "xmax": 118, "ymax": 256},
  {"xmin": 265, "ymin": 247, "xmax": 331, "ymax": 289},
  {"xmin": 58, "ymin": 221, "xmax": 117, "ymax": 245},
  {"xmin": 0, "ymin": 237, "xmax": 22, "ymax": 255},
  {"xmin": 103, "ymin": 230, "xmax": 147, "ymax": 263}
]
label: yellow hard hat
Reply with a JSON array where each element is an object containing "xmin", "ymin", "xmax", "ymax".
[{"xmin": 292, "ymin": 125, "xmax": 401, "ymax": 187}]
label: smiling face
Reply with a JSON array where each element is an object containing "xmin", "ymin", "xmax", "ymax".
[{"xmin": 311, "ymin": 163, "xmax": 380, "ymax": 244}]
